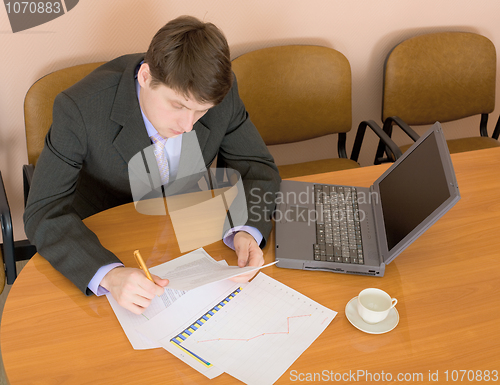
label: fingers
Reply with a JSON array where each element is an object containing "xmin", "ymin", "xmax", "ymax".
[
  {"xmin": 230, "ymin": 249, "xmax": 262, "ymax": 282},
  {"xmin": 232, "ymin": 232, "xmax": 264, "ymax": 283},
  {"xmin": 230, "ymin": 270, "xmax": 258, "ymax": 283},
  {"xmin": 123, "ymin": 292, "xmax": 154, "ymax": 314},
  {"xmin": 101, "ymin": 267, "xmax": 167, "ymax": 314},
  {"xmin": 152, "ymin": 274, "xmax": 169, "ymax": 287},
  {"xmin": 235, "ymin": 239, "xmax": 250, "ymax": 267},
  {"xmin": 152, "ymin": 274, "xmax": 169, "ymax": 296},
  {"xmin": 118, "ymin": 273, "xmax": 157, "ymax": 314},
  {"xmin": 246, "ymin": 247, "xmax": 264, "ymax": 267},
  {"xmin": 234, "ymin": 232, "xmax": 264, "ymax": 267}
]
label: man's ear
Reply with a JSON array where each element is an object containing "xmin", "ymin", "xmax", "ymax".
[{"xmin": 137, "ymin": 63, "xmax": 151, "ymax": 88}]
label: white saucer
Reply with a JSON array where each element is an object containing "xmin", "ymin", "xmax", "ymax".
[{"xmin": 345, "ymin": 297, "xmax": 399, "ymax": 334}]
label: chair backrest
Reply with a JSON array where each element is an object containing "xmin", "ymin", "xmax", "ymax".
[
  {"xmin": 382, "ymin": 32, "xmax": 496, "ymax": 125},
  {"xmin": 232, "ymin": 45, "xmax": 352, "ymax": 145},
  {"xmin": 24, "ymin": 62, "xmax": 106, "ymax": 166}
]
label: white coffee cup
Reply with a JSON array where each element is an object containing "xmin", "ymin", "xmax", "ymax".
[{"xmin": 357, "ymin": 288, "xmax": 398, "ymax": 324}]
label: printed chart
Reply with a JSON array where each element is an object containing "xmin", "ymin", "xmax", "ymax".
[
  {"xmin": 181, "ymin": 273, "xmax": 337, "ymax": 385},
  {"xmin": 195, "ymin": 314, "xmax": 312, "ymax": 343},
  {"xmin": 170, "ymin": 287, "xmax": 242, "ymax": 367}
]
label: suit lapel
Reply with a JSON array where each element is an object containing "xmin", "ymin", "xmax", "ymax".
[
  {"xmin": 112, "ymin": 105, "xmax": 151, "ymax": 165},
  {"xmin": 109, "ymin": 54, "xmax": 151, "ymax": 164},
  {"xmin": 193, "ymin": 120, "xmax": 211, "ymax": 150},
  {"xmin": 176, "ymin": 123, "xmax": 211, "ymax": 179}
]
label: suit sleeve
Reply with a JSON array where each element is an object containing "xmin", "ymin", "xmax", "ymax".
[
  {"xmin": 24, "ymin": 92, "xmax": 121, "ymax": 295},
  {"xmin": 217, "ymin": 77, "xmax": 282, "ymax": 247}
]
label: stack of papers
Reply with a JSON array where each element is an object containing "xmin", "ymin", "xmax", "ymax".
[{"xmin": 107, "ymin": 248, "xmax": 337, "ymax": 384}]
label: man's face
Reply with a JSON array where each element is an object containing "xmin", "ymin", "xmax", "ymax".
[{"xmin": 137, "ymin": 63, "xmax": 214, "ymax": 138}]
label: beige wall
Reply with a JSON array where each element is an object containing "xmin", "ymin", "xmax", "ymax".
[{"xmin": 1, "ymin": 0, "xmax": 500, "ymax": 241}]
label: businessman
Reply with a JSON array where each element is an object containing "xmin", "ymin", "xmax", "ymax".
[{"xmin": 24, "ymin": 15, "xmax": 280, "ymax": 314}]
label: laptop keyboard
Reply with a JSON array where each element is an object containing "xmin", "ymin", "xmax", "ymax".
[{"xmin": 313, "ymin": 184, "xmax": 364, "ymax": 264}]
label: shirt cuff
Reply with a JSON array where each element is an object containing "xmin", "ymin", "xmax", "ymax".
[
  {"xmin": 223, "ymin": 226, "xmax": 263, "ymax": 250},
  {"xmin": 88, "ymin": 263, "xmax": 124, "ymax": 296}
]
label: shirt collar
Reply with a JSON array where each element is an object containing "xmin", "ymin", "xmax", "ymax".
[{"xmin": 135, "ymin": 77, "xmax": 159, "ymax": 140}]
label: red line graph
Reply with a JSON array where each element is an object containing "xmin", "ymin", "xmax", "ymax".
[{"xmin": 196, "ymin": 314, "xmax": 312, "ymax": 343}]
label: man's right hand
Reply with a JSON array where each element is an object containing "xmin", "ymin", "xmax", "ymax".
[{"xmin": 100, "ymin": 267, "xmax": 168, "ymax": 314}]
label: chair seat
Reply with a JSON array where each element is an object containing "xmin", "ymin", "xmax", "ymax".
[
  {"xmin": 278, "ymin": 158, "xmax": 360, "ymax": 179},
  {"xmin": 400, "ymin": 136, "xmax": 500, "ymax": 155}
]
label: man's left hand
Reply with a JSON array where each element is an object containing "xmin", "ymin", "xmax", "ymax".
[{"xmin": 231, "ymin": 231, "xmax": 264, "ymax": 282}]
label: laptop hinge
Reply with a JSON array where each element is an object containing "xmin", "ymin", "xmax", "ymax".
[{"xmin": 369, "ymin": 185, "xmax": 386, "ymax": 265}]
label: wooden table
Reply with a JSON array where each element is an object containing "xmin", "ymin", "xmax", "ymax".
[{"xmin": 2, "ymin": 148, "xmax": 500, "ymax": 384}]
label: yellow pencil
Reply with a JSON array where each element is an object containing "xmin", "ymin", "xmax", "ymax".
[{"xmin": 133, "ymin": 250, "xmax": 154, "ymax": 282}]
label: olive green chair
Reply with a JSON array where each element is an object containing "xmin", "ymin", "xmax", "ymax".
[
  {"xmin": 23, "ymin": 62, "xmax": 107, "ymax": 204},
  {"xmin": 376, "ymin": 32, "xmax": 500, "ymax": 163},
  {"xmin": 230, "ymin": 45, "xmax": 401, "ymax": 178},
  {"xmin": 0, "ymin": 62, "xmax": 107, "ymax": 284}
]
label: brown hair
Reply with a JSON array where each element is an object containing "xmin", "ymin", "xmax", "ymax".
[{"xmin": 144, "ymin": 15, "xmax": 233, "ymax": 105}]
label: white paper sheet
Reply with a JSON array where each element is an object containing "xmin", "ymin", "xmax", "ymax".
[
  {"xmin": 106, "ymin": 287, "xmax": 186, "ymax": 349},
  {"xmin": 136, "ymin": 279, "xmax": 246, "ymax": 379},
  {"xmin": 153, "ymin": 248, "xmax": 276, "ymax": 291},
  {"xmin": 106, "ymin": 253, "xmax": 229, "ymax": 350},
  {"xmin": 180, "ymin": 273, "xmax": 337, "ymax": 385}
]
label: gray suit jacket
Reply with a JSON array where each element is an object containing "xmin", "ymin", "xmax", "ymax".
[{"xmin": 24, "ymin": 53, "xmax": 280, "ymax": 294}]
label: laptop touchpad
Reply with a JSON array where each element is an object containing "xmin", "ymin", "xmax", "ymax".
[{"xmin": 284, "ymin": 205, "xmax": 309, "ymax": 223}]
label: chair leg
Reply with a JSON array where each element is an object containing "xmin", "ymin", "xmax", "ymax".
[
  {"xmin": 2, "ymin": 236, "xmax": 17, "ymax": 285},
  {"xmin": 480, "ymin": 113, "xmax": 489, "ymax": 137},
  {"xmin": 493, "ymin": 115, "xmax": 500, "ymax": 140},
  {"xmin": 0, "ymin": 171, "xmax": 17, "ymax": 284},
  {"xmin": 337, "ymin": 133, "xmax": 348, "ymax": 158}
]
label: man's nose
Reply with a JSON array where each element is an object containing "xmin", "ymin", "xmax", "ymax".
[{"xmin": 179, "ymin": 110, "xmax": 197, "ymax": 132}]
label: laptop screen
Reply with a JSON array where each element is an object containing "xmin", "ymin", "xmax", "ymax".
[{"xmin": 377, "ymin": 131, "xmax": 452, "ymax": 252}]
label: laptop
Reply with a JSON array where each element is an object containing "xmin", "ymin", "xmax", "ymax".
[{"xmin": 275, "ymin": 122, "xmax": 460, "ymax": 276}]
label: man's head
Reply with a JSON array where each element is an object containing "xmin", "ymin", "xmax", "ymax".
[
  {"xmin": 138, "ymin": 16, "xmax": 233, "ymax": 138},
  {"xmin": 144, "ymin": 15, "xmax": 233, "ymax": 106}
]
